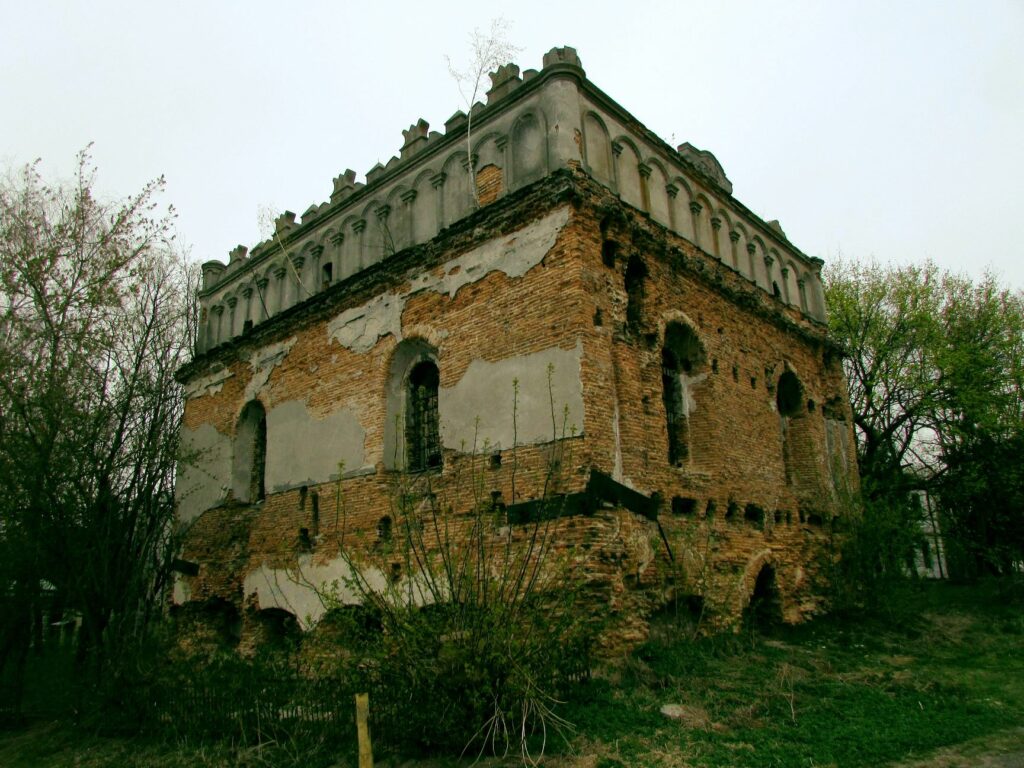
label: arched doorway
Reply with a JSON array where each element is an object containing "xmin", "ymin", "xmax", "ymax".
[{"xmin": 743, "ymin": 564, "xmax": 783, "ymax": 632}]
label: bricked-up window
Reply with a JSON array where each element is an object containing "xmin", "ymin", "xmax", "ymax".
[
  {"xmin": 662, "ymin": 322, "xmax": 706, "ymax": 466},
  {"xmin": 406, "ymin": 361, "xmax": 441, "ymax": 472},
  {"xmin": 233, "ymin": 400, "xmax": 267, "ymax": 503}
]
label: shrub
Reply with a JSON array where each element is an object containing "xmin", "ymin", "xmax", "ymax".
[{"xmin": 336, "ymin": 482, "xmax": 593, "ymax": 761}]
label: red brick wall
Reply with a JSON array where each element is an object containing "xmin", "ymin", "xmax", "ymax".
[{"xmin": 175, "ymin": 170, "xmax": 859, "ymax": 651}]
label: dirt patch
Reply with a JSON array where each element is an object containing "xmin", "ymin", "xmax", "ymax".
[{"xmin": 887, "ymin": 727, "xmax": 1024, "ymax": 768}]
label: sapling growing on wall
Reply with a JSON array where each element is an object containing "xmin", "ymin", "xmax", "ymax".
[{"xmin": 446, "ymin": 18, "xmax": 522, "ymax": 208}]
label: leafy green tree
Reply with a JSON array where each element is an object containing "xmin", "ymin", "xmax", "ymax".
[
  {"xmin": 930, "ymin": 275, "xmax": 1024, "ymax": 576},
  {"xmin": 825, "ymin": 260, "xmax": 1024, "ymax": 580},
  {"xmin": 0, "ymin": 150, "xmax": 195, "ymax": 691}
]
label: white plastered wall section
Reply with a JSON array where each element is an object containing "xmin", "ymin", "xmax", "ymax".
[
  {"xmin": 175, "ymin": 422, "xmax": 232, "ymax": 524},
  {"xmin": 180, "ymin": 207, "xmax": 579, "ymax": 528}
]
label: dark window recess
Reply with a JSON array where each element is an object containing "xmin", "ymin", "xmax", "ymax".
[
  {"xmin": 241, "ymin": 401, "xmax": 267, "ymax": 503},
  {"xmin": 243, "ymin": 319, "xmax": 254, "ymax": 334},
  {"xmin": 744, "ymin": 504, "xmax": 765, "ymax": 527},
  {"xmin": 777, "ymin": 372, "xmax": 803, "ymax": 416},
  {"xmin": 625, "ymin": 255, "xmax": 647, "ymax": 330},
  {"xmin": 773, "ymin": 281, "xmax": 782, "ymax": 299},
  {"xmin": 672, "ymin": 496, "xmax": 697, "ymax": 515},
  {"xmin": 774, "ymin": 510, "xmax": 783, "ymax": 524},
  {"xmin": 490, "ymin": 452, "xmax": 502, "ymax": 469},
  {"xmin": 705, "ymin": 499, "xmax": 717, "ymax": 518},
  {"xmin": 663, "ymin": 348, "xmax": 688, "ymax": 464},
  {"xmin": 377, "ymin": 516, "xmax": 393, "ymax": 542},
  {"xmin": 726, "ymin": 500, "xmax": 739, "ymax": 520},
  {"xmin": 322, "ymin": 262, "xmax": 333, "ymax": 287},
  {"xmin": 311, "ymin": 492, "xmax": 320, "ymax": 538},
  {"xmin": 406, "ymin": 361, "xmax": 441, "ymax": 471},
  {"xmin": 593, "ymin": 307, "xmax": 603, "ymax": 326},
  {"xmin": 778, "ymin": 371, "xmax": 804, "ymax": 485},
  {"xmin": 602, "ymin": 239, "xmax": 618, "ymax": 268},
  {"xmin": 170, "ymin": 558, "xmax": 200, "ymax": 576}
]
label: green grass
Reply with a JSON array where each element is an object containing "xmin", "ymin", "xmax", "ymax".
[
  {"xmin": 1, "ymin": 579, "xmax": 1022, "ymax": 767},
  {"xmin": 562, "ymin": 579, "xmax": 1024, "ymax": 767}
]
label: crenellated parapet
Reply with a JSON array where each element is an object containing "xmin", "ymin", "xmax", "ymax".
[{"xmin": 195, "ymin": 46, "xmax": 827, "ymax": 354}]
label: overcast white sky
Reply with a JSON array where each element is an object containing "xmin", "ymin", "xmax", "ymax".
[{"xmin": 3, "ymin": 1, "xmax": 1022, "ymax": 288}]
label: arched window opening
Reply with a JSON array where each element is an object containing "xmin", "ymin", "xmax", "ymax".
[
  {"xmin": 321, "ymin": 261, "xmax": 333, "ymax": 289},
  {"xmin": 662, "ymin": 322, "xmax": 706, "ymax": 466},
  {"xmin": 406, "ymin": 361, "xmax": 441, "ymax": 472},
  {"xmin": 625, "ymin": 255, "xmax": 647, "ymax": 331},
  {"xmin": 233, "ymin": 400, "xmax": 267, "ymax": 503}
]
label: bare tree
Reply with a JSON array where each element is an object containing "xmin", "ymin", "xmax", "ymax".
[
  {"xmin": 0, "ymin": 150, "xmax": 196, "ymax": 687},
  {"xmin": 446, "ymin": 18, "xmax": 521, "ymax": 208}
]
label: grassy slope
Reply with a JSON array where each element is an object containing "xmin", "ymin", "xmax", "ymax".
[
  {"xmin": 1, "ymin": 580, "xmax": 1021, "ymax": 768},
  {"xmin": 561, "ymin": 580, "xmax": 1024, "ymax": 768}
]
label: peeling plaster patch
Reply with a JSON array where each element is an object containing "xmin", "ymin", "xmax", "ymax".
[
  {"xmin": 439, "ymin": 340, "xmax": 584, "ymax": 450},
  {"xmin": 410, "ymin": 207, "xmax": 570, "ymax": 299},
  {"xmin": 677, "ymin": 372, "xmax": 708, "ymax": 417},
  {"xmin": 244, "ymin": 336, "xmax": 297, "ymax": 402},
  {"xmin": 243, "ymin": 556, "xmax": 375, "ymax": 629},
  {"xmin": 625, "ymin": 527, "xmax": 656, "ymax": 575},
  {"xmin": 326, "ymin": 207, "xmax": 570, "ymax": 353},
  {"xmin": 265, "ymin": 400, "xmax": 367, "ymax": 489},
  {"xmin": 243, "ymin": 555, "xmax": 435, "ymax": 630},
  {"xmin": 176, "ymin": 423, "xmax": 231, "ymax": 523},
  {"xmin": 172, "ymin": 574, "xmax": 192, "ymax": 605},
  {"xmin": 184, "ymin": 364, "xmax": 234, "ymax": 399},
  {"xmin": 327, "ymin": 292, "xmax": 404, "ymax": 353}
]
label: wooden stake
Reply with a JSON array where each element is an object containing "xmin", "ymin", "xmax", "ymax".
[{"xmin": 355, "ymin": 692, "xmax": 374, "ymax": 768}]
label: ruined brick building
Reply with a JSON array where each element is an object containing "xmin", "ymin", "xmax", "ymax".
[{"xmin": 174, "ymin": 47, "xmax": 859, "ymax": 650}]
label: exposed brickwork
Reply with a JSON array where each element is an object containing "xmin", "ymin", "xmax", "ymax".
[
  {"xmin": 476, "ymin": 164, "xmax": 503, "ymax": 206},
  {"xmin": 175, "ymin": 169, "xmax": 859, "ymax": 654}
]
